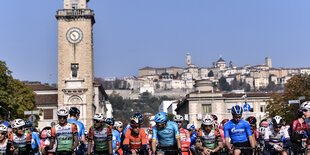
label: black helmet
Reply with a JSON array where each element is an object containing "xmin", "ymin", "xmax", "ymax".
[
  {"xmin": 69, "ymin": 107, "xmax": 80, "ymax": 116},
  {"xmin": 106, "ymin": 118, "xmax": 115, "ymax": 126},
  {"xmin": 246, "ymin": 116, "xmax": 257, "ymax": 125},
  {"xmin": 130, "ymin": 112, "xmax": 143, "ymax": 124},
  {"xmin": 24, "ymin": 120, "xmax": 32, "ymax": 128}
]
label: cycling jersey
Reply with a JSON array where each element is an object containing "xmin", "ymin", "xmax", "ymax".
[
  {"xmin": 196, "ymin": 128, "xmax": 222, "ymax": 150},
  {"xmin": 123, "ymin": 128, "xmax": 147, "ymax": 150},
  {"xmin": 51, "ymin": 122, "xmax": 78, "ymax": 152},
  {"xmin": 264, "ymin": 126, "xmax": 290, "ymax": 147},
  {"xmin": 224, "ymin": 119, "xmax": 252, "ymax": 144},
  {"xmin": 88, "ymin": 124, "xmax": 112, "ymax": 152},
  {"xmin": 189, "ymin": 131, "xmax": 197, "ymax": 152},
  {"xmin": 67, "ymin": 119, "xmax": 85, "ymax": 140},
  {"xmin": 30, "ymin": 131, "xmax": 41, "ymax": 153},
  {"xmin": 112, "ymin": 129, "xmax": 121, "ymax": 150},
  {"xmin": 290, "ymin": 119, "xmax": 310, "ymax": 144},
  {"xmin": 179, "ymin": 128, "xmax": 191, "ymax": 151},
  {"xmin": 152, "ymin": 121, "xmax": 180, "ymax": 147},
  {"xmin": 8, "ymin": 131, "xmax": 32, "ymax": 152},
  {"xmin": 0, "ymin": 139, "xmax": 7, "ymax": 154}
]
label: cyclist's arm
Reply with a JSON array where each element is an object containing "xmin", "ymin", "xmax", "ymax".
[
  {"xmin": 264, "ymin": 128, "xmax": 272, "ymax": 148},
  {"xmin": 80, "ymin": 123, "xmax": 87, "ymax": 144},
  {"xmin": 283, "ymin": 128, "xmax": 291, "ymax": 147},
  {"xmin": 87, "ymin": 127, "xmax": 94, "ymax": 155},
  {"xmin": 72, "ymin": 123, "xmax": 79, "ymax": 151},
  {"xmin": 138, "ymin": 128, "xmax": 147, "ymax": 152},
  {"xmin": 245, "ymin": 122, "xmax": 255, "ymax": 148},
  {"xmin": 173, "ymin": 122, "xmax": 181, "ymax": 150},
  {"xmin": 49, "ymin": 126, "xmax": 56, "ymax": 150},
  {"xmin": 151, "ymin": 127, "xmax": 158, "ymax": 153},
  {"xmin": 123, "ymin": 129, "xmax": 131, "ymax": 151},
  {"xmin": 107, "ymin": 125, "xmax": 113, "ymax": 155},
  {"xmin": 213, "ymin": 129, "xmax": 223, "ymax": 152},
  {"xmin": 224, "ymin": 124, "xmax": 232, "ymax": 151}
]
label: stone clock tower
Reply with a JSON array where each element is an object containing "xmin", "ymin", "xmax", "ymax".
[{"xmin": 56, "ymin": 0, "xmax": 95, "ymax": 128}]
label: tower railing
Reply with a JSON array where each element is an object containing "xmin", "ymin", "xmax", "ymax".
[{"xmin": 56, "ymin": 9, "xmax": 95, "ymax": 23}]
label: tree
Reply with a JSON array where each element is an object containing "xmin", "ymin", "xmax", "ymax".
[
  {"xmin": 208, "ymin": 70, "xmax": 214, "ymax": 77},
  {"xmin": 218, "ymin": 77, "xmax": 231, "ymax": 91},
  {"xmin": 0, "ymin": 61, "xmax": 37, "ymax": 120},
  {"xmin": 266, "ymin": 75, "xmax": 310, "ymax": 123}
]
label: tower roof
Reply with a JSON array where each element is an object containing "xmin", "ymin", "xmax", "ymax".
[{"xmin": 217, "ymin": 57, "xmax": 225, "ymax": 62}]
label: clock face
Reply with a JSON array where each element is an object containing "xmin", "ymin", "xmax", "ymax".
[{"xmin": 66, "ymin": 27, "xmax": 83, "ymax": 44}]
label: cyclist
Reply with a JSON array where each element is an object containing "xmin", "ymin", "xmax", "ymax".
[
  {"xmin": 151, "ymin": 112, "xmax": 181, "ymax": 155},
  {"xmin": 219, "ymin": 119, "xmax": 229, "ymax": 143},
  {"xmin": 106, "ymin": 118, "xmax": 121, "ymax": 155},
  {"xmin": 290, "ymin": 108, "xmax": 310, "ymax": 154},
  {"xmin": 123, "ymin": 113, "xmax": 147, "ymax": 155},
  {"xmin": 224, "ymin": 105, "xmax": 255, "ymax": 155},
  {"xmin": 264, "ymin": 116, "xmax": 291, "ymax": 155},
  {"xmin": 0, "ymin": 124, "xmax": 9, "ymax": 154},
  {"xmin": 258, "ymin": 120, "xmax": 268, "ymax": 153},
  {"xmin": 173, "ymin": 115, "xmax": 191, "ymax": 154},
  {"xmin": 246, "ymin": 116, "xmax": 259, "ymax": 147},
  {"xmin": 87, "ymin": 113, "xmax": 113, "ymax": 155},
  {"xmin": 196, "ymin": 114, "xmax": 223, "ymax": 155},
  {"xmin": 8, "ymin": 119, "xmax": 32, "ymax": 155},
  {"xmin": 25, "ymin": 120, "xmax": 41, "ymax": 155},
  {"xmin": 48, "ymin": 106, "xmax": 79, "ymax": 155},
  {"xmin": 68, "ymin": 107, "xmax": 86, "ymax": 155},
  {"xmin": 114, "ymin": 121, "xmax": 123, "ymax": 155},
  {"xmin": 187, "ymin": 124, "xmax": 197, "ymax": 155},
  {"xmin": 211, "ymin": 114, "xmax": 219, "ymax": 129}
]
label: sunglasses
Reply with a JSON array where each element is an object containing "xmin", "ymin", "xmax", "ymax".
[
  {"xmin": 0, "ymin": 132, "xmax": 6, "ymax": 135},
  {"xmin": 156, "ymin": 122, "xmax": 165, "ymax": 126},
  {"xmin": 131, "ymin": 124, "xmax": 140, "ymax": 128},
  {"xmin": 233, "ymin": 116, "xmax": 242, "ymax": 119},
  {"xmin": 58, "ymin": 116, "xmax": 67, "ymax": 120},
  {"xmin": 17, "ymin": 127, "xmax": 24, "ymax": 130},
  {"xmin": 119, "ymin": 126, "xmax": 123, "ymax": 128},
  {"xmin": 274, "ymin": 125, "xmax": 282, "ymax": 129},
  {"xmin": 94, "ymin": 120, "xmax": 103, "ymax": 123},
  {"xmin": 175, "ymin": 121, "xmax": 182, "ymax": 124}
]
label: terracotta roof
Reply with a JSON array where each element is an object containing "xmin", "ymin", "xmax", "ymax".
[
  {"xmin": 35, "ymin": 94, "xmax": 58, "ymax": 105},
  {"xmin": 223, "ymin": 93, "xmax": 275, "ymax": 98},
  {"xmin": 27, "ymin": 84, "xmax": 57, "ymax": 91},
  {"xmin": 139, "ymin": 66, "xmax": 154, "ymax": 70}
]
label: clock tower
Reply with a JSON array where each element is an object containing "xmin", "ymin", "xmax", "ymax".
[{"xmin": 56, "ymin": 0, "xmax": 95, "ymax": 128}]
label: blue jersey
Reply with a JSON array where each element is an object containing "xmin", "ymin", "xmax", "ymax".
[
  {"xmin": 31, "ymin": 131, "xmax": 41, "ymax": 153},
  {"xmin": 224, "ymin": 119, "xmax": 252, "ymax": 144},
  {"xmin": 190, "ymin": 131, "xmax": 197, "ymax": 146},
  {"xmin": 112, "ymin": 129, "xmax": 121, "ymax": 154},
  {"xmin": 68, "ymin": 119, "xmax": 85, "ymax": 139},
  {"xmin": 152, "ymin": 121, "xmax": 180, "ymax": 147}
]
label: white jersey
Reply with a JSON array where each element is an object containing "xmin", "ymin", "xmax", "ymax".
[
  {"xmin": 0, "ymin": 139, "xmax": 7, "ymax": 154},
  {"xmin": 264, "ymin": 126, "xmax": 290, "ymax": 146}
]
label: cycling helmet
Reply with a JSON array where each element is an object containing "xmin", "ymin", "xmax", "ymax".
[
  {"xmin": 173, "ymin": 115, "xmax": 184, "ymax": 122},
  {"xmin": 202, "ymin": 114, "xmax": 214, "ymax": 126},
  {"xmin": 24, "ymin": 120, "xmax": 32, "ymax": 128},
  {"xmin": 114, "ymin": 121, "xmax": 123, "ymax": 128},
  {"xmin": 46, "ymin": 129, "xmax": 51, "ymax": 137},
  {"xmin": 130, "ymin": 112, "xmax": 143, "ymax": 124},
  {"xmin": 231, "ymin": 105, "xmax": 243, "ymax": 115},
  {"xmin": 147, "ymin": 126, "xmax": 153, "ymax": 132},
  {"xmin": 246, "ymin": 116, "xmax": 257, "ymax": 125},
  {"xmin": 84, "ymin": 130, "xmax": 88, "ymax": 135},
  {"xmin": 93, "ymin": 113, "xmax": 106, "ymax": 122},
  {"xmin": 0, "ymin": 124, "xmax": 8, "ymax": 132},
  {"xmin": 297, "ymin": 108, "xmax": 308, "ymax": 118},
  {"xmin": 301, "ymin": 101, "xmax": 310, "ymax": 109},
  {"xmin": 186, "ymin": 124, "xmax": 195, "ymax": 130},
  {"xmin": 260, "ymin": 121, "xmax": 269, "ymax": 128},
  {"xmin": 272, "ymin": 116, "xmax": 283, "ymax": 125},
  {"xmin": 154, "ymin": 112, "xmax": 168, "ymax": 123},
  {"xmin": 221, "ymin": 119, "xmax": 229, "ymax": 126},
  {"xmin": 57, "ymin": 106, "xmax": 69, "ymax": 116},
  {"xmin": 106, "ymin": 118, "xmax": 115, "ymax": 126},
  {"xmin": 11, "ymin": 119, "xmax": 25, "ymax": 129},
  {"xmin": 69, "ymin": 107, "xmax": 80, "ymax": 116},
  {"xmin": 211, "ymin": 114, "xmax": 218, "ymax": 121}
]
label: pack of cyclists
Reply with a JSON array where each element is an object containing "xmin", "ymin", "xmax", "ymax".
[{"xmin": 0, "ymin": 103, "xmax": 310, "ymax": 155}]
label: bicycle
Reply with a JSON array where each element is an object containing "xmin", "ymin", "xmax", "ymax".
[{"xmin": 232, "ymin": 146, "xmax": 258, "ymax": 155}]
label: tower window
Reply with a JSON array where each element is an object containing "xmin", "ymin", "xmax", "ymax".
[
  {"xmin": 71, "ymin": 63, "xmax": 79, "ymax": 78},
  {"xmin": 72, "ymin": 4, "xmax": 78, "ymax": 9}
]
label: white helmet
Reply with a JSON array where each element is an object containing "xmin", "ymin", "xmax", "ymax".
[
  {"xmin": 46, "ymin": 129, "xmax": 51, "ymax": 137},
  {"xmin": 272, "ymin": 116, "xmax": 283, "ymax": 125},
  {"xmin": 301, "ymin": 101, "xmax": 310, "ymax": 109},
  {"xmin": 93, "ymin": 113, "xmax": 106, "ymax": 121},
  {"xmin": 11, "ymin": 119, "xmax": 25, "ymax": 129},
  {"xmin": 259, "ymin": 127, "xmax": 266, "ymax": 134},
  {"xmin": 57, "ymin": 106, "xmax": 69, "ymax": 116},
  {"xmin": 202, "ymin": 114, "xmax": 214, "ymax": 125},
  {"xmin": 84, "ymin": 130, "xmax": 88, "ymax": 135},
  {"xmin": 173, "ymin": 115, "xmax": 184, "ymax": 122},
  {"xmin": 114, "ymin": 121, "xmax": 123, "ymax": 128},
  {"xmin": 0, "ymin": 124, "xmax": 8, "ymax": 132}
]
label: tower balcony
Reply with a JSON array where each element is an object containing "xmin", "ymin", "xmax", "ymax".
[{"xmin": 56, "ymin": 9, "xmax": 95, "ymax": 24}]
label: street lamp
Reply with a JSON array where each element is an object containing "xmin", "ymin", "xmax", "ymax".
[{"xmin": 0, "ymin": 106, "xmax": 10, "ymax": 119}]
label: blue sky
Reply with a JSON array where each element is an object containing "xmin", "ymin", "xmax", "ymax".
[{"xmin": 1, "ymin": 0, "xmax": 310, "ymax": 84}]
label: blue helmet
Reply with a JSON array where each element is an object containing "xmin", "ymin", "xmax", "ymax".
[
  {"xmin": 154, "ymin": 112, "xmax": 168, "ymax": 123},
  {"xmin": 106, "ymin": 118, "xmax": 115, "ymax": 126},
  {"xmin": 130, "ymin": 112, "xmax": 143, "ymax": 124},
  {"xmin": 186, "ymin": 124, "xmax": 195, "ymax": 130},
  {"xmin": 231, "ymin": 105, "xmax": 243, "ymax": 115},
  {"xmin": 24, "ymin": 120, "xmax": 32, "ymax": 128}
]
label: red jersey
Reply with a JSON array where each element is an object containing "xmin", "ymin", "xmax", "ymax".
[
  {"xmin": 179, "ymin": 128, "xmax": 191, "ymax": 151},
  {"xmin": 123, "ymin": 128, "xmax": 147, "ymax": 149},
  {"xmin": 290, "ymin": 119, "xmax": 310, "ymax": 144}
]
